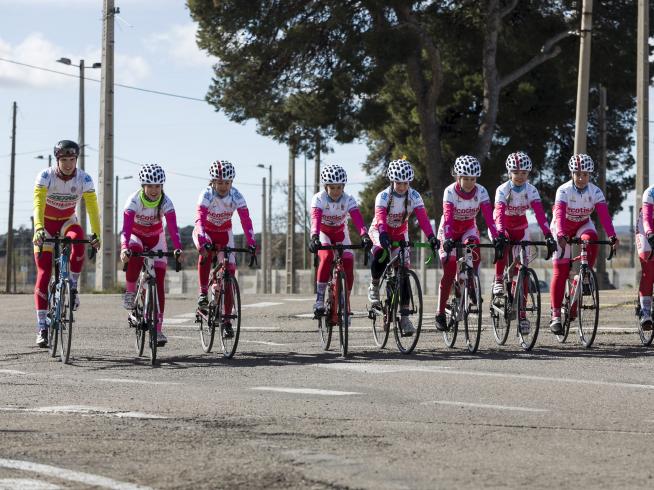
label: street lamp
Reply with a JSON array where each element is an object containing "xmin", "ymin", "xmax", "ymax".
[
  {"xmin": 257, "ymin": 164, "xmax": 273, "ymax": 293},
  {"xmin": 56, "ymin": 57, "xmax": 101, "ymax": 236},
  {"xmin": 35, "ymin": 154, "xmax": 52, "ymax": 167},
  {"xmin": 114, "ymin": 175, "xmax": 133, "ymax": 283}
]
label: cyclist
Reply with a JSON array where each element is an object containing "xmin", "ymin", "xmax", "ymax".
[
  {"xmin": 549, "ymin": 154, "xmax": 619, "ymax": 335},
  {"xmin": 637, "ymin": 185, "xmax": 654, "ymax": 330},
  {"xmin": 434, "ymin": 155, "xmax": 502, "ymax": 332},
  {"xmin": 308, "ymin": 164, "xmax": 372, "ymax": 316},
  {"xmin": 193, "ymin": 160, "xmax": 256, "ymax": 338},
  {"xmin": 32, "ymin": 140, "xmax": 101, "ymax": 348},
  {"xmin": 120, "ymin": 164, "xmax": 183, "ymax": 347},
  {"xmin": 367, "ymin": 158, "xmax": 439, "ymax": 336},
  {"xmin": 492, "ymin": 152, "xmax": 557, "ymax": 334}
]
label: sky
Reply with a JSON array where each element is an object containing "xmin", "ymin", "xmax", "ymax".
[{"xmin": 0, "ymin": 0, "xmax": 648, "ymax": 239}]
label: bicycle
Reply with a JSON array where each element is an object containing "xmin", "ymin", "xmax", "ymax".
[
  {"xmin": 195, "ymin": 244, "xmax": 256, "ymax": 359},
  {"xmin": 124, "ymin": 250, "xmax": 181, "ymax": 366},
  {"xmin": 313, "ymin": 243, "xmax": 368, "ymax": 358},
  {"xmin": 367, "ymin": 240, "xmax": 434, "ymax": 355},
  {"xmin": 489, "ymin": 240, "xmax": 550, "ymax": 351},
  {"xmin": 634, "ymin": 249, "xmax": 654, "ymax": 347},
  {"xmin": 555, "ymin": 238, "xmax": 614, "ymax": 348},
  {"xmin": 40, "ymin": 233, "xmax": 96, "ymax": 364},
  {"xmin": 441, "ymin": 241, "xmax": 498, "ymax": 353}
]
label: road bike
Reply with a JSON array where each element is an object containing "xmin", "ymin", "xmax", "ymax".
[
  {"xmin": 489, "ymin": 240, "xmax": 550, "ymax": 351},
  {"xmin": 368, "ymin": 240, "xmax": 433, "ymax": 354},
  {"xmin": 313, "ymin": 243, "xmax": 368, "ymax": 357},
  {"xmin": 634, "ymin": 249, "xmax": 654, "ymax": 347},
  {"xmin": 41, "ymin": 233, "xmax": 96, "ymax": 364},
  {"xmin": 441, "ymin": 241, "xmax": 498, "ymax": 353},
  {"xmin": 555, "ymin": 238, "xmax": 614, "ymax": 348},
  {"xmin": 125, "ymin": 250, "xmax": 181, "ymax": 366},
  {"xmin": 196, "ymin": 244, "xmax": 256, "ymax": 359}
]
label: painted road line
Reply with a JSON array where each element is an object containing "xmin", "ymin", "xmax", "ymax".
[
  {"xmin": 241, "ymin": 340, "xmax": 289, "ymax": 346},
  {"xmin": 251, "ymin": 387, "xmax": 362, "ymax": 396},
  {"xmin": 0, "ymin": 479, "xmax": 61, "ymax": 490},
  {"xmin": 424, "ymin": 400, "xmax": 548, "ymax": 413},
  {"xmin": 0, "ymin": 406, "xmax": 167, "ymax": 420},
  {"xmin": 0, "ymin": 459, "xmax": 153, "ymax": 490},
  {"xmin": 174, "ymin": 312, "xmax": 198, "ymax": 318},
  {"xmin": 242, "ymin": 302, "xmax": 284, "ymax": 308},
  {"xmin": 318, "ymin": 364, "xmax": 453, "ymax": 374},
  {"xmin": 0, "ymin": 369, "xmax": 27, "ymax": 375},
  {"xmin": 166, "ymin": 335, "xmax": 196, "ymax": 340},
  {"xmin": 161, "ymin": 318, "xmax": 189, "ymax": 325},
  {"xmin": 96, "ymin": 378, "xmax": 181, "ymax": 386},
  {"xmin": 282, "ymin": 297, "xmax": 315, "ymax": 301},
  {"xmin": 294, "ymin": 311, "xmax": 368, "ymax": 319}
]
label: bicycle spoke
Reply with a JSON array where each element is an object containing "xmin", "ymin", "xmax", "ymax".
[{"xmin": 393, "ymin": 269, "xmax": 422, "ymax": 354}]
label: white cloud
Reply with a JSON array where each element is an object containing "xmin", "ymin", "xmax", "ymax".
[{"xmin": 145, "ymin": 23, "xmax": 218, "ymax": 68}]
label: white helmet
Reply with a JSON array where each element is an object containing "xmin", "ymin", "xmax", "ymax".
[
  {"xmin": 568, "ymin": 154, "xmax": 594, "ymax": 173},
  {"xmin": 505, "ymin": 152, "xmax": 532, "ymax": 172},
  {"xmin": 210, "ymin": 160, "xmax": 236, "ymax": 180},
  {"xmin": 387, "ymin": 159, "xmax": 414, "ymax": 182},
  {"xmin": 453, "ymin": 155, "xmax": 481, "ymax": 177},
  {"xmin": 320, "ymin": 164, "xmax": 347, "ymax": 184},
  {"xmin": 139, "ymin": 163, "xmax": 166, "ymax": 185}
]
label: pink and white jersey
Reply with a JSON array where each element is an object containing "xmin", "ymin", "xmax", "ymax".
[
  {"xmin": 371, "ymin": 188, "xmax": 428, "ymax": 234},
  {"xmin": 640, "ymin": 185, "xmax": 654, "ymax": 236},
  {"xmin": 552, "ymin": 181, "xmax": 615, "ymax": 238},
  {"xmin": 310, "ymin": 191, "xmax": 366, "ymax": 236},
  {"xmin": 439, "ymin": 183, "xmax": 497, "ymax": 239},
  {"xmin": 121, "ymin": 190, "xmax": 181, "ymax": 249},
  {"xmin": 493, "ymin": 181, "xmax": 550, "ymax": 235},
  {"xmin": 195, "ymin": 186, "xmax": 255, "ymax": 247},
  {"xmin": 35, "ymin": 167, "xmax": 95, "ymax": 220}
]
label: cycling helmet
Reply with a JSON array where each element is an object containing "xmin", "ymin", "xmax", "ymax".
[
  {"xmin": 210, "ymin": 160, "xmax": 236, "ymax": 181},
  {"xmin": 568, "ymin": 153, "xmax": 594, "ymax": 173},
  {"xmin": 54, "ymin": 140, "xmax": 80, "ymax": 159},
  {"xmin": 505, "ymin": 152, "xmax": 532, "ymax": 172},
  {"xmin": 453, "ymin": 155, "xmax": 481, "ymax": 177},
  {"xmin": 320, "ymin": 164, "xmax": 347, "ymax": 185},
  {"xmin": 387, "ymin": 159, "xmax": 414, "ymax": 182},
  {"xmin": 139, "ymin": 163, "xmax": 166, "ymax": 185}
]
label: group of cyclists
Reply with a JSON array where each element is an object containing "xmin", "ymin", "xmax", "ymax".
[{"xmin": 32, "ymin": 138, "xmax": 652, "ymax": 353}]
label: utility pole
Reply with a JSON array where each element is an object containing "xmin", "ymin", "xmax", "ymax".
[
  {"xmin": 630, "ymin": 205, "xmax": 636, "ymax": 268},
  {"xmin": 6, "ymin": 101, "xmax": 17, "ymax": 293},
  {"xmin": 267, "ymin": 167, "xmax": 272, "ymax": 293},
  {"xmin": 286, "ymin": 140, "xmax": 297, "ymax": 294},
  {"xmin": 261, "ymin": 176, "xmax": 267, "ymax": 293},
  {"xmin": 574, "ymin": 0, "xmax": 593, "ymax": 153},
  {"xmin": 96, "ymin": 0, "xmax": 117, "ymax": 290},
  {"xmin": 596, "ymin": 86, "xmax": 610, "ymax": 288},
  {"xmin": 636, "ymin": 0, "xmax": 649, "ymax": 281},
  {"xmin": 313, "ymin": 132, "xmax": 321, "ymax": 292},
  {"xmin": 303, "ymin": 153, "xmax": 308, "ymax": 270}
]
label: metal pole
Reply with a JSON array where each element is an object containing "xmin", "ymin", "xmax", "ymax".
[
  {"xmin": 261, "ymin": 176, "xmax": 267, "ymax": 294},
  {"xmin": 313, "ymin": 133, "xmax": 321, "ymax": 292},
  {"xmin": 6, "ymin": 101, "xmax": 17, "ymax": 293},
  {"xmin": 78, "ymin": 59, "xmax": 87, "ymax": 237},
  {"xmin": 96, "ymin": 0, "xmax": 116, "ymax": 290},
  {"xmin": 303, "ymin": 152, "xmax": 307, "ymax": 270},
  {"xmin": 268, "ymin": 166, "xmax": 272, "ymax": 293},
  {"xmin": 596, "ymin": 86, "xmax": 608, "ymax": 287},
  {"xmin": 574, "ymin": 0, "xmax": 593, "ymax": 153},
  {"xmin": 114, "ymin": 175, "xmax": 118, "ymax": 285},
  {"xmin": 286, "ymin": 141, "xmax": 296, "ymax": 294},
  {"xmin": 630, "ymin": 205, "xmax": 635, "ymax": 268},
  {"xmin": 636, "ymin": 0, "xmax": 650, "ymax": 211}
]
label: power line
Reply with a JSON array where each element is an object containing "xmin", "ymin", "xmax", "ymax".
[{"xmin": 0, "ymin": 57, "xmax": 206, "ymax": 102}]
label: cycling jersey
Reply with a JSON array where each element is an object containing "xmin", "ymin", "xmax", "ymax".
[
  {"xmin": 121, "ymin": 190, "xmax": 182, "ymax": 250},
  {"xmin": 310, "ymin": 190, "xmax": 367, "ymax": 237},
  {"xmin": 194, "ymin": 186, "xmax": 255, "ymax": 248},
  {"xmin": 371, "ymin": 187, "xmax": 433, "ymax": 237},
  {"xmin": 493, "ymin": 181, "xmax": 550, "ymax": 235},
  {"xmin": 439, "ymin": 182, "xmax": 497, "ymax": 239},
  {"xmin": 552, "ymin": 181, "xmax": 615, "ymax": 238},
  {"xmin": 640, "ymin": 185, "xmax": 654, "ymax": 237}
]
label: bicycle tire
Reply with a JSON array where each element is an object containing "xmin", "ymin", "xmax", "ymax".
[
  {"xmin": 638, "ymin": 316, "xmax": 654, "ymax": 347},
  {"xmin": 578, "ymin": 268, "xmax": 599, "ymax": 348},
  {"xmin": 318, "ymin": 280, "xmax": 333, "ymax": 351},
  {"xmin": 517, "ymin": 268, "xmax": 541, "ymax": 351},
  {"xmin": 557, "ymin": 281, "xmax": 572, "ymax": 343},
  {"xmin": 47, "ymin": 278, "xmax": 59, "ymax": 358},
  {"xmin": 490, "ymin": 282, "xmax": 510, "ymax": 346},
  {"xmin": 336, "ymin": 271, "xmax": 349, "ymax": 357},
  {"xmin": 133, "ymin": 284, "xmax": 146, "ymax": 356},
  {"xmin": 59, "ymin": 280, "xmax": 73, "ymax": 364},
  {"xmin": 147, "ymin": 285, "xmax": 158, "ymax": 366},
  {"xmin": 199, "ymin": 284, "xmax": 217, "ymax": 353},
  {"xmin": 463, "ymin": 271, "xmax": 482, "ymax": 353},
  {"xmin": 443, "ymin": 282, "xmax": 460, "ymax": 348},
  {"xmin": 219, "ymin": 277, "xmax": 241, "ymax": 359},
  {"xmin": 392, "ymin": 269, "xmax": 422, "ymax": 354},
  {"xmin": 371, "ymin": 275, "xmax": 390, "ymax": 349}
]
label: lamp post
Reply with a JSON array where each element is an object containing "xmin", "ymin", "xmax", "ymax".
[
  {"xmin": 114, "ymin": 175, "xmax": 133, "ymax": 283},
  {"xmin": 34, "ymin": 154, "xmax": 52, "ymax": 167},
  {"xmin": 257, "ymin": 164, "xmax": 273, "ymax": 293},
  {"xmin": 56, "ymin": 57, "xmax": 101, "ymax": 236}
]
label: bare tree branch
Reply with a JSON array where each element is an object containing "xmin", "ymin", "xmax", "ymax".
[{"xmin": 499, "ymin": 0, "xmax": 519, "ymax": 19}]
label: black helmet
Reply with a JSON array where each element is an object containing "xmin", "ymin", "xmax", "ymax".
[{"xmin": 54, "ymin": 140, "xmax": 80, "ymax": 159}]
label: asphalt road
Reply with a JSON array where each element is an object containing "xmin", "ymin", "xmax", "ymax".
[{"xmin": 1, "ymin": 290, "xmax": 653, "ymax": 489}]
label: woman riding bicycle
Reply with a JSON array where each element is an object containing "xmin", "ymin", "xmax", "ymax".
[
  {"xmin": 120, "ymin": 164, "xmax": 183, "ymax": 347},
  {"xmin": 367, "ymin": 158, "xmax": 439, "ymax": 336},
  {"xmin": 549, "ymin": 154, "xmax": 619, "ymax": 335},
  {"xmin": 492, "ymin": 152, "xmax": 557, "ymax": 334},
  {"xmin": 32, "ymin": 139, "xmax": 101, "ymax": 347},
  {"xmin": 434, "ymin": 155, "xmax": 502, "ymax": 333},
  {"xmin": 193, "ymin": 160, "xmax": 256, "ymax": 338},
  {"xmin": 636, "ymin": 185, "xmax": 654, "ymax": 330},
  {"xmin": 308, "ymin": 164, "xmax": 371, "ymax": 316}
]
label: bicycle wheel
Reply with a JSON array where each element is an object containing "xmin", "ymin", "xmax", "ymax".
[
  {"xmin": 463, "ymin": 271, "xmax": 482, "ymax": 353},
  {"xmin": 557, "ymin": 281, "xmax": 572, "ymax": 343},
  {"xmin": 371, "ymin": 276, "xmax": 390, "ymax": 349},
  {"xmin": 318, "ymin": 280, "xmax": 333, "ymax": 351},
  {"xmin": 199, "ymin": 285, "xmax": 216, "ymax": 353},
  {"xmin": 146, "ymin": 285, "xmax": 158, "ymax": 366},
  {"xmin": 517, "ymin": 269, "xmax": 541, "ymax": 351},
  {"xmin": 219, "ymin": 277, "xmax": 241, "ymax": 359},
  {"xmin": 636, "ymin": 297, "xmax": 654, "ymax": 346},
  {"xmin": 47, "ymin": 279, "xmax": 58, "ymax": 358},
  {"xmin": 578, "ymin": 268, "xmax": 599, "ymax": 348},
  {"xmin": 392, "ymin": 269, "xmax": 422, "ymax": 354},
  {"xmin": 133, "ymin": 283, "xmax": 146, "ymax": 356},
  {"xmin": 336, "ymin": 271, "xmax": 349, "ymax": 357},
  {"xmin": 443, "ymin": 282, "xmax": 460, "ymax": 348},
  {"xmin": 490, "ymin": 283, "xmax": 510, "ymax": 346},
  {"xmin": 58, "ymin": 279, "xmax": 74, "ymax": 364}
]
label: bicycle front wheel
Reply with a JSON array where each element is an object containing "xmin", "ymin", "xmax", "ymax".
[
  {"xmin": 47, "ymin": 279, "xmax": 58, "ymax": 358},
  {"xmin": 59, "ymin": 279, "xmax": 74, "ymax": 364},
  {"xmin": 336, "ymin": 271, "xmax": 349, "ymax": 357},
  {"xmin": 490, "ymin": 283, "xmax": 510, "ymax": 346},
  {"xmin": 557, "ymin": 281, "xmax": 572, "ymax": 343},
  {"xmin": 392, "ymin": 269, "xmax": 422, "ymax": 354},
  {"xmin": 637, "ymin": 297, "xmax": 654, "ymax": 346},
  {"xmin": 578, "ymin": 268, "xmax": 599, "ymax": 348},
  {"xmin": 517, "ymin": 269, "xmax": 541, "ymax": 351},
  {"xmin": 371, "ymin": 276, "xmax": 390, "ymax": 349},
  {"xmin": 219, "ymin": 277, "xmax": 241, "ymax": 359},
  {"xmin": 443, "ymin": 282, "xmax": 460, "ymax": 348},
  {"xmin": 133, "ymin": 284, "xmax": 146, "ymax": 356},
  {"xmin": 318, "ymin": 281, "xmax": 333, "ymax": 351},
  {"xmin": 463, "ymin": 272, "xmax": 482, "ymax": 353},
  {"xmin": 146, "ymin": 285, "xmax": 158, "ymax": 366},
  {"xmin": 199, "ymin": 285, "xmax": 216, "ymax": 353}
]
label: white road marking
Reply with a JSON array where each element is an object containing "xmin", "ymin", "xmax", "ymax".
[
  {"xmin": 174, "ymin": 312, "xmax": 198, "ymax": 318},
  {"xmin": 0, "ymin": 479, "xmax": 61, "ymax": 490},
  {"xmin": 281, "ymin": 297, "xmax": 315, "ymax": 301},
  {"xmin": 293, "ymin": 311, "xmax": 368, "ymax": 319},
  {"xmin": 251, "ymin": 387, "xmax": 361, "ymax": 396},
  {"xmin": 424, "ymin": 400, "xmax": 548, "ymax": 413},
  {"xmin": 161, "ymin": 318, "xmax": 189, "ymax": 325},
  {"xmin": 0, "ymin": 369, "xmax": 27, "ymax": 375},
  {"xmin": 166, "ymin": 335, "xmax": 195, "ymax": 340},
  {"xmin": 0, "ymin": 406, "xmax": 167, "ymax": 420},
  {"xmin": 242, "ymin": 340, "xmax": 288, "ymax": 346},
  {"xmin": 0, "ymin": 459, "xmax": 153, "ymax": 490},
  {"xmin": 242, "ymin": 302, "xmax": 284, "ymax": 308},
  {"xmin": 318, "ymin": 364, "xmax": 453, "ymax": 374},
  {"xmin": 96, "ymin": 378, "xmax": 180, "ymax": 386}
]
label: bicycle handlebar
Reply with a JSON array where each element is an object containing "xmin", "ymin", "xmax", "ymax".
[
  {"xmin": 40, "ymin": 234, "xmax": 98, "ymax": 260},
  {"xmin": 557, "ymin": 237, "xmax": 616, "ymax": 261},
  {"xmin": 315, "ymin": 243, "xmax": 370, "ymax": 266},
  {"xmin": 202, "ymin": 243, "xmax": 258, "ymax": 268},
  {"xmin": 444, "ymin": 241, "xmax": 500, "ymax": 265},
  {"xmin": 378, "ymin": 240, "xmax": 438, "ymax": 265},
  {"xmin": 122, "ymin": 249, "xmax": 182, "ymax": 272}
]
